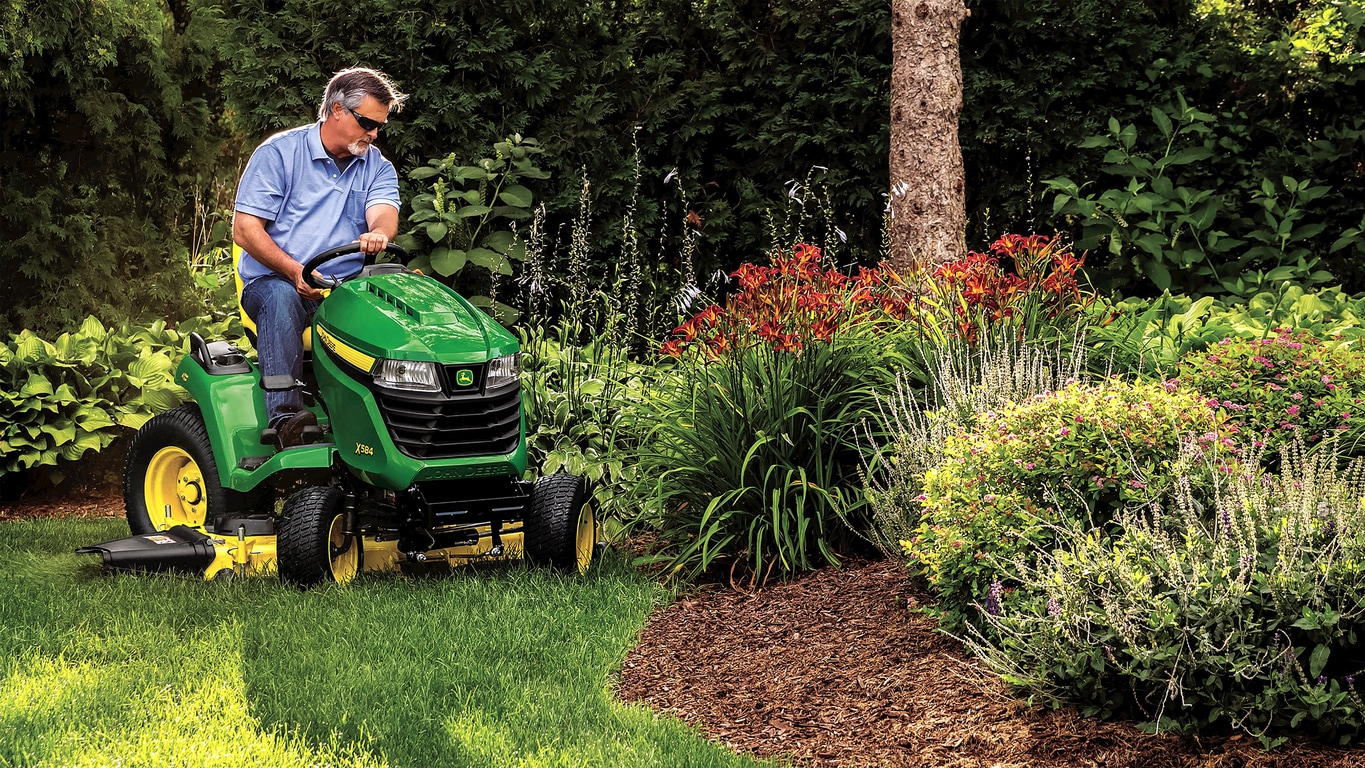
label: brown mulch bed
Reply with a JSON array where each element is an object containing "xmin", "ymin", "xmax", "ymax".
[
  {"xmin": 617, "ymin": 558, "xmax": 1362, "ymax": 768},
  {"xmin": 0, "ymin": 489, "xmax": 123, "ymax": 522}
]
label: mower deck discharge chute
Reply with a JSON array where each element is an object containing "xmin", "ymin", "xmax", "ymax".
[{"xmin": 79, "ymin": 243, "xmax": 599, "ymax": 586}]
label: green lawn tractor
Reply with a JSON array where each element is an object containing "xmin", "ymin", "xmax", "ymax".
[{"xmin": 79, "ymin": 243, "xmax": 598, "ymax": 586}]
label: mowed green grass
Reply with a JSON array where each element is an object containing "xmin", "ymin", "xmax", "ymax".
[{"xmin": 0, "ymin": 518, "xmax": 765, "ymax": 768}]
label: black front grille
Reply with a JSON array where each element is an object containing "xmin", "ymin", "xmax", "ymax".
[{"xmin": 374, "ymin": 382, "xmax": 521, "ymax": 459}]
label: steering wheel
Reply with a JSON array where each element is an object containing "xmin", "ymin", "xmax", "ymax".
[{"xmin": 300, "ymin": 242, "xmax": 412, "ymax": 289}]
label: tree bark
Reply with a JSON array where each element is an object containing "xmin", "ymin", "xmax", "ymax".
[{"xmin": 889, "ymin": 0, "xmax": 968, "ymax": 270}]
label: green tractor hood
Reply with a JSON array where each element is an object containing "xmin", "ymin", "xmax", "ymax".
[{"xmin": 315, "ymin": 272, "xmax": 518, "ymax": 364}]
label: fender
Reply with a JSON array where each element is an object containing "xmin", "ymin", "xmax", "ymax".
[{"xmin": 174, "ymin": 347, "xmax": 335, "ymax": 492}]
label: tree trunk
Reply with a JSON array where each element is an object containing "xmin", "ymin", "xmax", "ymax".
[{"xmin": 889, "ymin": 0, "xmax": 968, "ymax": 270}]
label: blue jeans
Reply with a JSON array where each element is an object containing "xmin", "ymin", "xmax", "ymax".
[{"xmin": 241, "ymin": 276, "xmax": 318, "ymax": 425}]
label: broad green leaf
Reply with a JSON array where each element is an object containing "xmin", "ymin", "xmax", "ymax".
[
  {"xmin": 129, "ymin": 353, "xmax": 172, "ymax": 383},
  {"xmin": 39, "ymin": 421, "xmax": 76, "ymax": 446},
  {"xmin": 1143, "ymin": 258, "xmax": 1172, "ymax": 291},
  {"xmin": 59, "ymin": 431, "xmax": 103, "ymax": 461},
  {"xmin": 431, "ymin": 248, "xmax": 467, "ymax": 276},
  {"xmin": 1309, "ymin": 644, "xmax": 1330, "ymax": 678},
  {"xmin": 1160, "ymin": 146, "xmax": 1214, "ymax": 167},
  {"xmin": 481, "ymin": 230, "xmax": 515, "ymax": 253},
  {"xmin": 14, "ymin": 333, "xmax": 53, "ymax": 362},
  {"xmin": 1118, "ymin": 123, "xmax": 1137, "ymax": 150},
  {"xmin": 457, "ymin": 205, "xmax": 493, "ymax": 219},
  {"xmin": 1151, "ymin": 106, "xmax": 1173, "ymax": 138},
  {"xmin": 116, "ymin": 410, "xmax": 151, "ymax": 429},
  {"xmin": 465, "ymin": 248, "xmax": 510, "ymax": 275},
  {"xmin": 75, "ymin": 408, "xmax": 116, "ymax": 431},
  {"xmin": 19, "ymin": 374, "xmax": 54, "ymax": 398},
  {"xmin": 408, "ymin": 166, "xmax": 440, "ymax": 180},
  {"xmin": 498, "ymin": 185, "xmax": 533, "ymax": 208},
  {"xmin": 455, "ymin": 166, "xmax": 490, "ymax": 181},
  {"xmin": 426, "ymin": 222, "xmax": 449, "ymax": 242},
  {"xmin": 140, "ymin": 387, "xmax": 185, "ymax": 413}
]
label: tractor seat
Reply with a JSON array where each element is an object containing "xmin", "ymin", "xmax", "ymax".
[{"xmin": 232, "ymin": 244, "xmax": 312, "ymax": 352}]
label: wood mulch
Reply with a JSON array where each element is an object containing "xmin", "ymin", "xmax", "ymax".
[
  {"xmin": 616, "ymin": 558, "xmax": 1363, "ymax": 768},
  {"xmin": 0, "ymin": 489, "xmax": 122, "ymax": 522}
]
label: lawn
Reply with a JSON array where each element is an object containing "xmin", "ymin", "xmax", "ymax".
[{"xmin": 0, "ymin": 517, "xmax": 763, "ymax": 768}]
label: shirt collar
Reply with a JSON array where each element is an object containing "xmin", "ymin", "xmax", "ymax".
[{"xmin": 307, "ymin": 120, "xmax": 368, "ymax": 165}]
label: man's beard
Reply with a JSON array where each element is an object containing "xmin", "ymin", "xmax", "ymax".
[{"xmin": 347, "ymin": 139, "xmax": 372, "ymax": 156}]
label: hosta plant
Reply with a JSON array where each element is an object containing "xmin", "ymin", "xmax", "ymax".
[{"xmin": 1, "ymin": 317, "xmax": 189, "ymax": 480}]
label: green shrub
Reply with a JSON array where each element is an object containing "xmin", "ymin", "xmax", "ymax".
[
  {"xmin": 1177, "ymin": 330, "xmax": 1365, "ymax": 459},
  {"xmin": 213, "ymin": 0, "xmax": 890, "ymax": 279},
  {"xmin": 964, "ymin": 439, "xmax": 1365, "ymax": 745},
  {"xmin": 1, "ymin": 0, "xmax": 232, "ymax": 337},
  {"xmin": 904, "ymin": 379, "xmax": 1222, "ymax": 629},
  {"xmin": 1083, "ymin": 286, "xmax": 1365, "ymax": 377},
  {"xmin": 520, "ymin": 327, "xmax": 648, "ymax": 521},
  {"xmin": 398, "ymin": 135, "xmax": 549, "ymax": 316},
  {"xmin": 0, "ymin": 318, "xmax": 193, "ymax": 481},
  {"xmin": 1047, "ymin": 98, "xmax": 1355, "ymax": 297}
]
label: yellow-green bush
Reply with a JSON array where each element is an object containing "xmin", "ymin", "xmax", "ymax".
[{"xmin": 904, "ymin": 379, "xmax": 1226, "ymax": 628}]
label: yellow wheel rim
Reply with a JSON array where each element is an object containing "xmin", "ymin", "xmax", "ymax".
[
  {"xmin": 144, "ymin": 447, "xmax": 209, "ymax": 531},
  {"xmin": 573, "ymin": 501, "xmax": 597, "ymax": 574},
  {"xmin": 328, "ymin": 514, "xmax": 359, "ymax": 584}
]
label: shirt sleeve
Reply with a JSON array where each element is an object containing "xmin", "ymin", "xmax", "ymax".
[
  {"xmin": 234, "ymin": 143, "xmax": 287, "ymax": 221},
  {"xmin": 365, "ymin": 156, "xmax": 401, "ymax": 213}
]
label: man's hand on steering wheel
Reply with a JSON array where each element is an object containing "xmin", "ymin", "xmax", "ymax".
[
  {"xmin": 358, "ymin": 230, "xmax": 390, "ymax": 256},
  {"xmin": 299, "ymin": 242, "xmax": 412, "ymax": 290},
  {"xmin": 289, "ymin": 261, "xmax": 325, "ymax": 302}
]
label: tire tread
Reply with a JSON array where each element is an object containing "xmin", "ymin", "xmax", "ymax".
[{"xmin": 277, "ymin": 486, "xmax": 345, "ymax": 587}]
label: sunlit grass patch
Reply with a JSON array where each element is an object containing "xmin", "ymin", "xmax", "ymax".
[{"xmin": 0, "ymin": 518, "xmax": 763, "ymax": 768}]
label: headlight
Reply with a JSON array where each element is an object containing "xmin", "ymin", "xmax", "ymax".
[
  {"xmin": 486, "ymin": 353, "xmax": 520, "ymax": 388},
  {"xmin": 373, "ymin": 359, "xmax": 441, "ymax": 392}
]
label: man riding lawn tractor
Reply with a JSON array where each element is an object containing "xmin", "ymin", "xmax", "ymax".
[{"xmin": 78, "ymin": 68, "xmax": 600, "ymax": 585}]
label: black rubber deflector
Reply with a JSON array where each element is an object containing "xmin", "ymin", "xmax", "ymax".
[{"xmin": 76, "ymin": 525, "xmax": 217, "ymax": 575}]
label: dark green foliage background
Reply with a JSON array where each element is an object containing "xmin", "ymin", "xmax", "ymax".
[
  {"xmin": 212, "ymin": 0, "xmax": 891, "ymax": 287},
  {"xmin": 3, "ymin": 0, "xmax": 1364, "ymax": 337},
  {"xmin": 0, "ymin": 0, "xmax": 234, "ymax": 336}
]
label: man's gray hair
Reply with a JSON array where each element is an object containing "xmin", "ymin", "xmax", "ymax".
[{"xmin": 318, "ymin": 67, "xmax": 408, "ymax": 121}]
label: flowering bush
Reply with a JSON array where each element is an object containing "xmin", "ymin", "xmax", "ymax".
[
  {"xmin": 628, "ymin": 244, "xmax": 915, "ymax": 584},
  {"xmin": 922, "ymin": 234, "xmax": 1093, "ymax": 343},
  {"xmin": 903, "ymin": 379, "xmax": 1225, "ymax": 629},
  {"xmin": 965, "ymin": 440, "xmax": 1365, "ymax": 744},
  {"xmin": 1177, "ymin": 329, "xmax": 1365, "ymax": 459},
  {"xmin": 659, "ymin": 243, "xmax": 915, "ymax": 358}
]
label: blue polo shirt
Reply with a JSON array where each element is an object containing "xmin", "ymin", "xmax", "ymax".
[{"xmin": 234, "ymin": 121, "xmax": 401, "ymax": 283}]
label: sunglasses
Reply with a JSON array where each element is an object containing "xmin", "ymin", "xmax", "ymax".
[{"xmin": 347, "ymin": 107, "xmax": 388, "ymax": 133}]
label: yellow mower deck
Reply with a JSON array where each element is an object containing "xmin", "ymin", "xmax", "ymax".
[{"xmin": 204, "ymin": 527, "xmax": 527, "ymax": 581}]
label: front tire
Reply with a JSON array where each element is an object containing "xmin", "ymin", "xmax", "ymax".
[
  {"xmin": 525, "ymin": 474, "xmax": 597, "ymax": 573},
  {"xmin": 123, "ymin": 404, "xmax": 249, "ymax": 534},
  {"xmin": 277, "ymin": 487, "xmax": 360, "ymax": 587}
]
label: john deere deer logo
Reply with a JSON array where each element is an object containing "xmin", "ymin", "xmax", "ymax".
[{"xmin": 454, "ymin": 369, "xmax": 474, "ymax": 387}]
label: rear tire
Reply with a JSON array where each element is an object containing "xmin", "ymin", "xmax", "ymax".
[
  {"xmin": 525, "ymin": 474, "xmax": 597, "ymax": 573},
  {"xmin": 277, "ymin": 487, "xmax": 361, "ymax": 587},
  {"xmin": 123, "ymin": 404, "xmax": 254, "ymax": 534}
]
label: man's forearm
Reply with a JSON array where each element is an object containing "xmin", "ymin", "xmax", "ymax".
[{"xmin": 233, "ymin": 212, "xmax": 303, "ymax": 281}]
